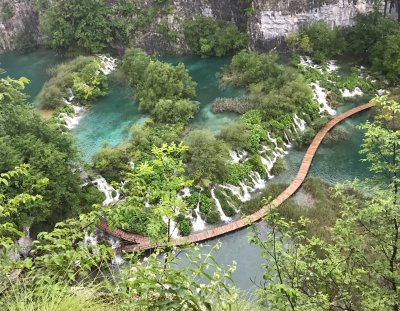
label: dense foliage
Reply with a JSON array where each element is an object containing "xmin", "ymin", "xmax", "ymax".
[
  {"xmin": 37, "ymin": 0, "xmax": 112, "ymax": 53},
  {"xmin": 120, "ymin": 48, "xmax": 199, "ymax": 123},
  {"xmin": 286, "ymin": 20, "xmax": 344, "ymax": 63},
  {"xmin": 184, "ymin": 16, "xmax": 248, "ymax": 57},
  {"xmin": 345, "ymin": 12, "xmax": 400, "ymax": 83},
  {"xmin": 37, "ymin": 56, "xmax": 108, "ymax": 109},
  {"xmin": 251, "ymin": 96, "xmax": 400, "ymax": 310},
  {"xmin": 0, "ymin": 73, "xmax": 102, "ymax": 237}
]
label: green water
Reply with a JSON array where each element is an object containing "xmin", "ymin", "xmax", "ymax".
[
  {"xmin": 0, "ymin": 49, "xmax": 66, "ymax": 101},
  {"xmin": 74, "ymin": 56, "xmax": 242, "ymax": 159},
  {"xmin": 1, "ymin": 50, "xmax": 373, "ymax": 291}
]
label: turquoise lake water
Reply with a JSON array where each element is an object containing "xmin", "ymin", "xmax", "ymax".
[{"xmin": 0, "ymin": 50, "xmax": 372, "ymax": 290}]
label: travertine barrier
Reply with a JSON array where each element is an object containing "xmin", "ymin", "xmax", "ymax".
[{"xmin": 102, "ymin": 102, "xmax": 374, "ymax": 252}]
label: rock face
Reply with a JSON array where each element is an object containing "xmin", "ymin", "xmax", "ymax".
[
  {"xmin": 249, "ymin": 0, "xmax": 375, "ymax": 50},
  {"xmin": 0, "ymin": 0, "xmax": 384, "ymax": 54},
  {"xmin": 0, "ymin": 0, "xmax": 43, "ymax": 53}
]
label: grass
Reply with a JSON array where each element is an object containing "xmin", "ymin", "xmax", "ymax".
[{"xmin": 0, "ymin": 278, "xmax": 110, "ymax": 311}]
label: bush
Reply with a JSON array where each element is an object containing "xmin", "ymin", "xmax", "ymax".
[
  {"xmin": 92, "ymin": 144, "xmax": 131, "ymax": 182},
  {"xmin": 38, "ymin": 56, "xmax": 108, "ymax": 109},
  {"xmin": 205, "ymin": 209, "xmax": 221, "ymax": 224},
  {"xmin": 184, "ymin": 16, "xmax": 248, "ymax": 57},
  {"xmin": 176, "ymin": 216, "xmax": 193, "ymax": 236},
  {"xmin": 224, "ymin": 163, "xmax": 252, "ymax": 186},
  {"xmin": 287, "ymin": 20, "xmax": 344, "ymax": 63},
  {"xmin": 271, "ymin": 157, "xmax": 286, "ymax": 176},
  {"xmin": 241, "ymin": 183, "xmax": 288, "ymax": 215},
  {"xmin": 152, "ymin": 98, "xmax": 200, "ymax": 124},
  {"xmin": 120, "ymin": 49, "xmax": 197, "ymax": 122},
  {"xmin": 248, "ymin": 154, "xmax": 266, "ymax": 175},
  {"xmin": 218, "ymin": 122, "xmax": 251, "ymax": 150},
  {"xmin": 294, "ymin": 128, "xmax": 316, "ymax": 147},
  {"xmin": 38, "ymin": 0, "xmax": 112, "ymax": 52},
  {"xmin": 185, "ymin": 130, "xmax": 229, "ymax": 183},
  {"xmin": 214, "ymin": 189, "xmax": 236, "ymax": 217}
]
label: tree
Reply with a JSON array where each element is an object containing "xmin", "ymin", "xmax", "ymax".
[
  {"xmin": 38, "ymin": 0, "xmax": 112, "ymax": 52},
  {"xmin": 251, "ymin": 96, "xmax": 400, "ymax": 310},
  {"xmin": 185, "ymin": 130, "xmax": 229, "ymax": 184},
  {"xmin": 1, "ymin": 73, "xmax": 102, "ymax": 228},
  {"xmin": 120, "ymin": 49, "xmax": 197, "ymax": 123},
  {"xmin": 152, "ymin": 98, "xmax": 200, "ymax": 124},
  {"xmin": 184, "ymin": 16, "xmax": 248, "ymax": 57},
  {"xmin": 106, "ymin": 143, "xmax": 193, "ymax": 242}
]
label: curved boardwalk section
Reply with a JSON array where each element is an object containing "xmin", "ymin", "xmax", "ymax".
[{"xmin": 101, "ymin": 102, "xmax": 374, "ymax": 252}]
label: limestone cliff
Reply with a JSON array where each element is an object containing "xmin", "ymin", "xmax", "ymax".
[
  {"xmin": 0, "ymin": 0, "xmax": 43, "ymax": 53},
  {"xmin": 0, "ymin": 0, "xmax": 380, "ymax": 54},
  {"xmin": 249, "ymin": 0, "xmax": 375, "ymax": 50}
]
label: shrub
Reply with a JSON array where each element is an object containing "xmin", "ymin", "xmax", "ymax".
[
  {"xmin": 152, "ymin": 98, "xmax": 200, "ymax": 124},
  {"xmin": 176, "ymin": 216, "xmax": 193, "ymax": 236},
  {"xmin": 184, "ymin": 16, "xmax": 248, "ymax": 57},
  {"xmin": 271, "ymin": 157, "xmax": 286, "ymax": 176},
  {"xmin": 241, "ymin": 183, "xmax": 288, "ymax": 215},
  {"xmin": 38, "ymin": 57, "xmax": 108, "ymax": 109},
  {"xmin": 205, "ymin": 209, "xmax": 221, "ymax": 224},
  {"xmin": 287, "ymin": 20, "xmax": 344, "ymax": 63},
  {"xmin": 248, "ymin": 154, "xmax": 266, "ymax": 175},
  {"xmin": 214, "ymin": 189, "xmax": 236, "ymax": 217}
]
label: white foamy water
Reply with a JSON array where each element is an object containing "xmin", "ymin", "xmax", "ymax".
[
  {"xmin": 98, "ymin": 55, "xmax": 117, "ymax": 75},
  {"xmin": 162, "ymin": 216, "xmax": 179, "ymax": 239},
  {"xmin": 211, "ymin": 188, "xmax": 232, "ymax": 222},
  {"xmin": 92, "ymin": 177, "xmax": 120, "ymax": 206},
  {"xmin": 293, "ymin": 114, "xmax": 307, "ymax": 132},
  {"xmin": 341, "ymin": 87, "xmax": 364, "ymax": 98},
  {"xmin": 229, "ymin": 150, "xmax": 248, "ymax": 163},
  {"xmin": 192, "ymin": 194, "xmax": 206, "ymax": 232},
  {"xmin": 311, "ymin": 81, "xmax": 336, "ymax": 116}
]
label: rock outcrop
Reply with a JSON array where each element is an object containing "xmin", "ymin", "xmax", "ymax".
[
  {"xmin": 0, "ymin": 0, "xmax": 43, "ymax": 53},
  {"xmin": 0, "ymin": 0, "xmax": 386, "ymax": 54}
]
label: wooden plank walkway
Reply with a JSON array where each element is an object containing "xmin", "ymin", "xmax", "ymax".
[{"xmin": 102, "ymin": 102, "xmax": 374, "ymax": 252}]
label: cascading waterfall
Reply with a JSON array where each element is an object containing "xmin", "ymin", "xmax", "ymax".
[
  {"xmin": 109, "ymin": 237, "xmax": 124, "ymax": 266},
  {"xmin": 92, "ymin": 177, "xmax": 120, "ymax": 206},
  {"xmin": 229, "ymin": 150, "xmax": 248, "ymax": 163},
  {"xmin": 248, "ymin": 171, "xmax": 266, "ymax": 190},
  {"xmin": 220, "ymin": 184, "xmax": 251, "ymax": 202},
  {"xmin": 341, "ymin": 87, "xmax": 364, "ymax": 98},
  {"xmin": 293, "ymin": 114, "xmax": 307, "ymax": 132},
  {"xmin": 58, "ymin": 55, "xmax": 117, "ymax": 129},
  {"xmin": 310, "ymin": 81, "xmax": 337, "ymax": 116},
  {"xmin": 162, "ymin": 216, "xmax": 179, "ymax": 239},
  {"xmin": 97, "ymin": 55, "xmax": 117, "ymax": 75},
  {"xmin": 211, "ymin": 188, "xmax": 232, "ymax": 222},
  {"xmin": 192, "ymin": 194, "xmax": 206, "ymax": 231}
]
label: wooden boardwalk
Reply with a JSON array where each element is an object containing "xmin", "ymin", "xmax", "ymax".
[{"xmin": 102, "ymin": 102, "xmax": 374, "ymax": 252}]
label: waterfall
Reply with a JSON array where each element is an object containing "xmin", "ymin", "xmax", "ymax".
[
  {"xmin": 162, "ymin": 216, "xmax": 179, "ymax": 239},
  {"xmin": 92, "ymin": 177, "xmax": 120, "ymax": 206},
  {"xmin": 83, "ymin": 233, "xmax": 98, "ymax": 247},
  {"xmin": 284, "ymin": 132, "xmax": 292, "ymax": 149},
  {"xmin": 310, "ymin": 81, "xmax": 336, "ymax": 116},
  {"xmin": 229, "ymin": 150, "xmax": 248, "ymax": 163},
  {"xmin": 181, "ymin": 187, "xmax": 191, "ymax": 198},
  {"xmin": 341, "ymin": 87, "xmax": 364, "ymax": 98},
  {"xmin": 248, "ymin": 171, "xmax": 266, "ymax": 190},
  {"xmin": 261, "ymin": 156, "xmax": 274, "ymax": 179},
  {"xmin": 108, "ymin": 236, "xmax": 124, "ymax": 266},
  {"xmin": 220, "ymin": 184, "xmax": 251, "ymax": 202},
  {"xmin": 97, "ymin": 55, "xmax": 117, "ymax": 75},
  {"xmin": 211, "ymin": 188, "xmax": 232, "ymax": 222},
  {"xmin": 293, "ymin": 114, "xmax": 307, "ymax": 132},
  {"xmin": 192, "ymin": 193, "xmax": 206, "ymax": 231}
]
